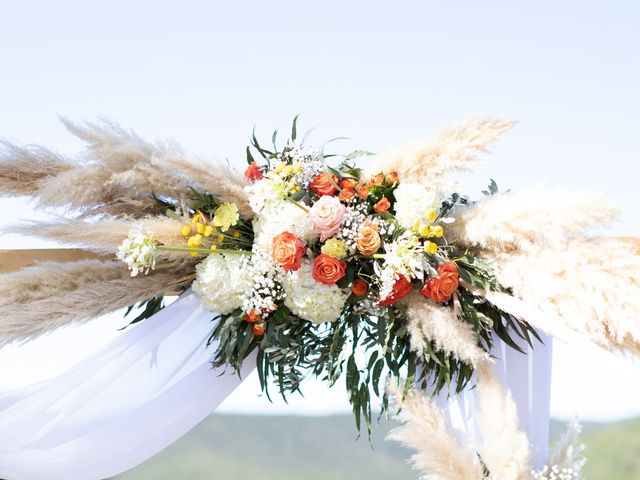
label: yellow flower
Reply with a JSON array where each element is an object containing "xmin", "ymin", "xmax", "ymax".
[
  {"xmin": 216, "ymin": 234, "xmax": 225, "ymax": 243},
  {"xmin": 273, "ymin": 161, "xmax": 286, "ymax": 174},
  {"xmin": 282, "ymin": 165, "xmax": 294, "ymax": 177},
  {"xmin": 180, "ymin": 224, "xmax": 192, "ymax": 237},
  {"xmin": 232, "ymin": 231, "xmax": 241, "ymax": 238},
  {"xmin": 210, "ymin": 244, "xmax": 218, "ymax": 251},
  {"xmin": 321, "ymin": 238, "xmax": 348, "ymax": 259},
  {"xmin": 191, "ymin": 213, "xmax": 204, "ymax": 224},
  {"xmin": 424, "ymin": 241, "xmax": 438, "ymax": 254},
  {"xmin": 418, "ymin": 224, "xmax": 430, "ymax": 237},
  {"xmin": 196, "ymin": 223, "xmax": 206, "ymax": 235},
  {"xmin": 425, "ymin": 209, "xmax": 437, "ymax": 223},
  {"xmin": 203, "ymin": 225, "xmax": 214, "ymax": 237},
  {"xmin": 429, "ymin": 225, "xmax": 444, "ymax": 238},
  {"xmin": 188, "ymin": 234, "xmax": 203, "ymax": 248},
  {"xmin": 212, "ymin": 202, "xmax": 239, "ymax": 232},
  {"xmin": 292, "ymin": 162, "xmax": 303, "ymax": 174}
]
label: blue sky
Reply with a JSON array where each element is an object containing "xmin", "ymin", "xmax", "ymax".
[{"xmin": 1, "ymin": 1, "xmax": 639, "ymax": 420}]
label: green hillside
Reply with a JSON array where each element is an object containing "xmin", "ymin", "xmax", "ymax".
[{"xmin": 117, "ymin": 415, "xmax": 640, "ymax": 480}]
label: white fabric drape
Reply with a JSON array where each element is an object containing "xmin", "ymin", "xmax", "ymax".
[
  {"xmin": 0, "ymin": 292, "xmax": 256, "ymax": 480},
  {"xmin": 437, "ymin": 332, "xmax": 554, "ymax": 470}
]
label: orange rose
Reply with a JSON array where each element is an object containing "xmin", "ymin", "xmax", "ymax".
[
  {"xmin": 244, "ymin": 162, "xmax": 264, "ymax": 182},
  {"xmin": 252, "ymin": 323, "xmax": 265, "ymax": 336},
  {"xmin": 385, "ymin": 171, "xmax": 398, "ymax": 185},
  {"xmin": 312, "ymin": 253, "xmax": 347, "ymax": 285},
  {"xmin": 339, "ymin": 188, "xmax": 356, "ymax": 202},
  {"xmin": 352, "ymin": 279, "xmax": 368, "ymax": 297},
  {"xmin": 271, "ymin": 231, "xmax": 305, "ymax": 271},
  {"xmin": 340, "ymin": 178, "xmax": 359, "ymax": 190},
  {"xmin": 368, "ymin": 173, "xmax": 384, "ymax": 186},
  {"xmin": 374, "ymin": 197, "xmax": 391, "ymax": 213},
  {"xmin": 244, "ymin": 310, "xmax": 261, "ymax": 323},
  {"xmin": 378, "ymin": 275, "xmax": 413, "ymax": 306},
  {"xmin": 356, "ymin": 221, "xmax": 381, "ymax": 255},
  {"xmin": 309, "ymin": 172, "xmax": 339, "ymax": 196},
  {"xmin": 357, "ymin": 185, "xmax": 369, "ymax": 199},
  {"xmin": 421, "ymin": 262, "xmax": 459, "ymax": 302}
]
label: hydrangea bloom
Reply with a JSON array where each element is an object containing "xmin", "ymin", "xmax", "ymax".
[
  {"xmin": 192, "ymin": 254, "xmax": 251, "ymax": 314},
  {"xmin": 393, "ymin": 182, "xmax": 439, "ymax": 229}
]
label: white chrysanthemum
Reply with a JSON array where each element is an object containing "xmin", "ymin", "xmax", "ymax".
[
  {"xmin": 252, "ymin": 200, "xmax": 317, "ymax": 248},
  {"xmin": 382, "ymin": 231, "xmax": 426, "ymax": 281},
  {"xmin": 393, "ymin": 182, "xmax": 439, "ymax": 229},
  {"xmin": 117, "ymin": 227, "xmax": 157, "ymax": 277},
  {"xmin": 281, "ymin": 262, "xmax": 348, "ymax": 324},
  {"xmin": 193, "ymin": 254, "xmax": 251, "ymax": 314},
  {"xmin": 245, "ymin": 178, "xmax": 285, "ymax": 214}
]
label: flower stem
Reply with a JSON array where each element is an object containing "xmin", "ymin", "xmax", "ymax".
[
  {"xmin": 284, "ymin": 195, "xmax": 310, "ymax": 213},
  {"xmin": 157, "ymin": 246, "xmax": 251, "ymax": 255},
  {"xmin": 354, "ymin": 253, "xmax": 386, "ymax": 259}
]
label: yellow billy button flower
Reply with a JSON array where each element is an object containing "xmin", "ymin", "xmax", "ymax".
[
  {"xmin": 210, "ymin": 244, "xmax": 218, "ymax": 251},
  {"xmin": 418, "ymin": 224, "xmax": 430, "ymax": 237},
  {"xmin": 187, "ymin": 234, "xmax": 203, "ymax": 248},
  {"xmin": 426, "ymin": 208, "xmax": 437, "ymax": 223},
  {"xmin": 203, "ymin": 225, "xmax": 214, "ymax": 237},
  {"xmin": 321, "ymin": 238, "xmax": 348, "ymax": 259},
  {"xmin": 429, "ymin": 225, "xmax": 444, "ymax": 238},
  {"xmin": 216, "ymin": 234, "xmax": 225, "ymax": 243},
  {"xmin": 180, "ymin": 224, "xmax": 192, "ymax": 237},
  {"xmin": 232, "ymin": 231, "xmax": 241, "ymax": 238},
  {"xmin": 191, "ymin": 212, "xmax": 204, "ymax": 224},
  {"xmin": 424, "ymin": 241, "xmax": 438, "ymax": 254},
  {"xmin": 196, "ymin": 223, "xmax": 206, "ymax": 235}
]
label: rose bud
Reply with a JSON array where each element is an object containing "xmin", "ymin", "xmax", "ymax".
[
  {"xmin": 352, "ymin": 279, "xmax": 368, "ymax": 297},
  {"xmin": 385, "ymin": 171, "xmax": 398, "ymax": 185},
  {"xmin": 374, "ymin": 197, "xmax": 391, "ymax": 213},
  {"xmin": 252, "ymin": 323, "xmax": 265, "ymax": 336},
  {"xmin": 244, "ymin": 310, "xmax": 261, "ymax": 323}
]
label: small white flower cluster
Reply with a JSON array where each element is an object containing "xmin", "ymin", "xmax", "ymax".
[
  {"xmin": 192, "ymin": 254, "xmax": 252, "ymax": 314},
  {"xmin": 337, "ymin": 204, "xmax": 368, "ymax": 253},
  {"xmin": 393, "ymin": 182, "xmax": 439, "ymax": 229},
  {"xmin": 287, "ymin": 144, "xmax": 323, "ymax": 187},
  {"xmin": 117, "ymin": 228, "xmax": 157, "ymax": 277},
  {"xmin": 531, "ymin": 465, "xmax": 580, "ymax": 480},
  {"xmin": 281, "ymin": 261, "xmax": 349, "ymax": 324},
  {"xmin": 240, "ymin": 247, "xmax": 284, "ymax": 317}
]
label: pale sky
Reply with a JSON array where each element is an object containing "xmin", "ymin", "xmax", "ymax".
[{"xmin": 1, "ymin": 0, "xmax": 640, "ymax": 421}]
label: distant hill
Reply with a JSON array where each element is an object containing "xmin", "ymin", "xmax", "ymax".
[{"xmin": 117, "ymin": 415, "xmax": 640, "ymax": 480}]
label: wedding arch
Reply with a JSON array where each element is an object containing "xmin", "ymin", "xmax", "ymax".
[{"xmin": 1, "ymin": 117, "xmax": 638, "ymax": 480}]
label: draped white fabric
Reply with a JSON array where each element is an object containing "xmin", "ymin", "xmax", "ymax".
[
  {"xmin": 0, "ymin": 291, "xmax": 553, "ymax": 479},
  {"xmin": 0, "ymin": 292, "xmax": 256, "ymax": 480},
  {"xmin": 437, "ymin": 332, "xmax": 554, "ymax": 470}
]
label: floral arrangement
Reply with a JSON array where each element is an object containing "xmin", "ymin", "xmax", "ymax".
[
  {"xmin": 116, "ymin": 118, "xmax": 539, "ymax": 431},
  {"xmin": 2, "ymin": 116, "xmax": 639, "ymax": 479}
]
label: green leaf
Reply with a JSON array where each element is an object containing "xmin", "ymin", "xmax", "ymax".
[
  {"xmin": 291, "ymin": 114, "xmax": 300, "ymax": 142},
  {"xmin": 246, "ymin": 146, "xmax": 255, "ymax": 165},
  {"xmin": 345, "ymin": 150, "xmax": 375, "ymax": 161}
]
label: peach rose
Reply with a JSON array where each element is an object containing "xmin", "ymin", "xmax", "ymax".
[
  {"xmin": 340, "ymin": 178, "xmax": 359, "ymax": 190},
  {"xmin": 357, "ymin": 185, "xmax": 369, "ymax": 199},
  {"xmin": 308, "ymin": 195, "xmax": 346, "ymax": 241},
  {"xmin": 244, "ymin": 162, "xmax": 264, "ymax": 182},
  {"xmin": 271, "ymin": 231, "xmax": 305, "ymax": 271},
  {"xmin": 309, "ymin": 172, "xmax": 339, "ymax": 196},
  {"xmin": 352, "ymin": 279, "xmax": 368, "ymax": 297},
  {"xmin": 374, "ymin": 197, "xmax": 391, "ymax": 213},
  {"xmin": 385, "ymin": 171, "xmax": 398, "ymax": 185},
  {"xmin": 378, "ymin": 275, "xmax": 413, "ymax": 306},
  {"xmin": 421, "ymin": 262, "xmax": 459, "ymax": 302},
  {"xmin": 368, "ymin": 173, "xmax": 384, "ymax": 186},
  {"xmin": 312, "ymin": 254, "xmax": 347, "ymax": 285},
  {"xmin": 339, "ymin": 188, "xmax": 356, "ymax": 202},
  {"xmin": 356, "ymin": 221, "xmax": 382, "ymax": 256}
]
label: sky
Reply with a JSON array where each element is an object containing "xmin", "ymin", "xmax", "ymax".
[{"xmin": 1, "ymin": 1, "xmax": 640, "ymax": 422}]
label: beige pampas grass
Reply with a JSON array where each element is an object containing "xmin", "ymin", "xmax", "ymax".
[
  {"xmin": 492, "ymin": 237, "xmax": 640, "ymax": 356},
  {"xmin": 475, "ymin": 364, "xmax": 531, "ymax": 480},
  {"xmin": 377, "ymin": 117, "xmax": 514, "ymax": 188},
  {"xmin": 9, "ymin": 216, "xmax": 186, "ymax": 255},
  {"xmin": 451, "ymin": 186, "xmax": 620, "ymax": 252},
  {"xmin": 0, "ymin": 141, "xmax": 72, "ymax": 196},
  {"xmin": 0, "ymin": 260, "xmax": 124, "ymax": 307},
  {"xmin": 547, "ymin": 419, "xmax": 586, "ymax": 476},
  {"xmin": 0, "ymin": 263, "xmax": 187, "ymax": 346},
  {"xmin": 387, "ymin": 380, "xmax": 484, "ymax": 480},
  {"xmin": 404, "ymin": 292, "xmax": 489, "ymax": 367}
]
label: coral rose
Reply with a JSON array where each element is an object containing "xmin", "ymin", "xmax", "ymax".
[
  {"xmin": 374, "ymin": 197, "xmax": 391, "ymax": 213},
  {"xmin": 356, "ymin": 221, "xmax": 381, "ymax": 255},
  {"xmin": 385, "ymin": 171, "xmax": 399, "ymax": 185},
  {"xmin": 357, "ymin": 185, "xmax": 369, "ymax": 199},
  {"xmin": 368, "ymin": 173, "xmax": 384, "ymax": 186},
  {"xmin": 378, "ymin": 275, "xmax": 413, "ymax": 306},
  {"xmin": 244, "ymin": 162, "xmax": 264, "ymax": 182},
  {"xmin": 308, "ymin": 195, "xmax": 347, "ymax": 241},
  {"xmin": 352, "ymin": 279, "xmax": 368, "ymax": 297},
  {"xmin": 340, "ymin": 178, "xmax": 359, "ymax": 190},
  {"xmin": 421, "ymin": 262, "xmax": 459, "ymax": 302},
  {"xmin": 312, "ymin": 254, "xmax": 347, "ymax": 285},
  {"xmin": 309, "ymin": 172, "xmax": 339, "ymax": 196},
  {"xmin": 271, "ymin": 231, "xmax": 305, "ymax": 271},
  {"xmin": 339, "ymin": 188, "xmax": 356, "ymax": 202}
]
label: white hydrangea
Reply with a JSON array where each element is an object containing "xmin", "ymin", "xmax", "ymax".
[
  {"xmin": 252, "ymin": 200, "xmax": 318, "ymax": 249},
  {"xmin": 393, "ymin": 182, "xmax": 439, "ymax": 229},
  {"xmin": 245, "ymin": 178, "xmax": 285, "ymax": 214},
  {"xmin": 192, "ymin": 254, "xmax": 252, "ymax": 314},
  {"xmin": 117, "ymin": 228, "xmax": 157, "ymax": 277},
  {"xmin": 281, "ymin": 261, "xmax": 349, "ymax": 324}
]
